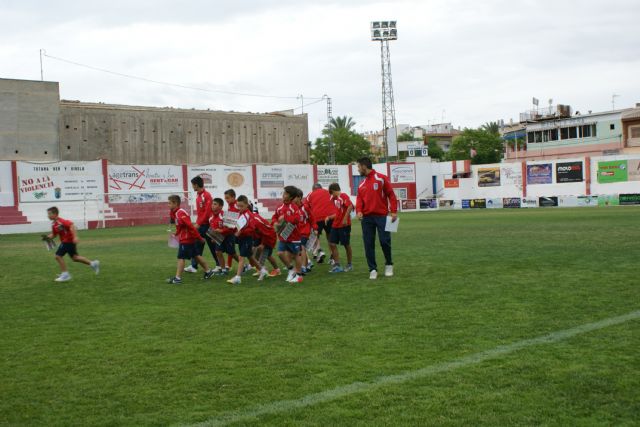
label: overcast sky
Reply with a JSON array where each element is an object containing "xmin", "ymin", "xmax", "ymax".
[{"xmin": 1, "ymin": 0, "xmax": 639, "ymax": 140}]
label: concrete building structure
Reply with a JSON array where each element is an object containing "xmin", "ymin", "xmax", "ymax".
[{"xmin": 0, "ymin": 78, "xmax": 310, "ymax": 165}]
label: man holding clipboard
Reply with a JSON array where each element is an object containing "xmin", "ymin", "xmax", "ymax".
[{"xmin": 355, "ymin": 157, "xmax": 398, "ymax": 280}]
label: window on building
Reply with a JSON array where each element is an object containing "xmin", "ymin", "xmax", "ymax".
[
  {"xmin": 610, "ymin": 124, "xmax": 615, "ymax": 130},
  {"xmin": 528, "ymin": 131, "xmax": 535, "ymax": 143},
  {"xmin": 630, "ymin": 125, "xmax": 640, "ymax": 139},
  {"xmin": 581, "ymin": 124, "xmax": 591, "ymax": 138},
  {"xmin": 560, "ymin": 127, "xmax": 569, "ymax": 140},
  {"xmin": 549, "ymin": 128, "xmax": 558, "ymax": 141},
  {"xmin": 534, "ymin": 131, "xmax": 542, "ymax": 143},
  {"xmin": 568, "ymin": 126, "xmax": 578, "ymax": 139},
  {"xmin": 592, "ymin": 124, "xmax": 597, "ymax": 137}
]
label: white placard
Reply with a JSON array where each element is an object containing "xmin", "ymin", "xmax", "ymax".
[
  {"xmin": 17, "ymin": 161, "xmax": 103, "ymax": 202},
  {"xmin": 385, "ymin": 216, "xmax": 399, "ymax": 233}
]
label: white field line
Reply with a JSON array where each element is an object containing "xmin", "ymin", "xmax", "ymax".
[{"xmin": 177, "ymin": 309, "xmax": 640, "ymax": 427}]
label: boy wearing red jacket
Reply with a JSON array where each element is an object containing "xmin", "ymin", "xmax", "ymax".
[
  {"xmin": 207, "ymin": 197, "xmax": 230, "ymax": 275},
  {"xmin": 251, "ymin": 212, "xmax": 280, "ymax": 280},
  {"xmin": 185, "ymin": 175, "xmax": 215, "ymax": 273},
  {"xmin": 46, "ymin": 206, "xmax": 100, "ymax": 282},
  {"xmin": 355, "ymin": 157, "xmax": 398, "ymax": 280},
  {"xmin": 272, "ymin": 186, "xmax": 304, "ymax": 284},
  {"xmin": 226, "ymin": 196, "xmax": 261, "ymax": 285},
  {"xmin": 326, "ymin": 183, "xmax": 354, "ymax": 273},
  {"xmin": 294, "ymin": 189, "xmax": 316, "ymax": 274},
  {"xmin": 167, "ymin": 195, "xmax": 215, "ymax": 284}
]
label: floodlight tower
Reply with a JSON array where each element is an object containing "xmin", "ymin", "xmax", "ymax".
[
  {"xmin": 323, "ymin": 94, "xmax": 335, "ymax": 164},
  {"xmin": 371, "ymin": 20, "xmax": 398, "ymax": 161}
]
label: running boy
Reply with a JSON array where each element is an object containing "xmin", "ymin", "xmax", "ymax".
[
  {"xmin": 223, "ymin": 189, "xmax": 240, "ymax": 270},
  {"xmin": 185, "ymin": 175, "xmax": 215, "ymax": 273},
  {"xmin": 327, "ymin": 183, "xmax": 353, "ymax": 273},
  {"xmin": 167, "ymin": 195, "xmax": 215, "ymax": 284},
  {"xmin": 272, "ymin": 186, "xmax": 304, "ymax": 284},
  {"xmin": 46, "ymin": 207, "xmax": 100, "ymax": 282},
  {"xmin": 226, "ymin": 196, "xmax": 261, "ymax": 285},
  {"xmin": 252, "ymin": 211, "xmax": 280, "ymax": 280},
  {"xmin": 207, "ymin": 197, "xmax": 228, "ymax": 274},
  {"xmin": 294, "ymin": 189, "xmax": 315, "ymax": 274}
]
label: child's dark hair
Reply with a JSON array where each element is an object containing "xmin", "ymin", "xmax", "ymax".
[
  {"xmin": 283, "ymin": 186, "xmax": 298, "ymax": 198},
  {"xmin": 224, "ymin": 189, "xmax": 236, "ymax": 197},
  {"xmin": 168, "ymin": 195, "xmax": 181, "ymax": 205},
  {"xmin": 213, "ymin": 197, "xmax": 224, "ymax": 207},
  {"xmin": 295, "ymin": 188, "xmax": 304, "ymax": 199},
  {"xmin": 357, "ymin": 157, "xmax": 373, "ymax": 169},
  {"xmin": 328, "ymin": 183, "xmax": 341, "ymax": 193},
  {"xmin": 191, "ymin": 176, "xmax": 204, "ymax": 188},
  {"xmin": 237, "ymin": 195, "xmax": 249, "ymax": 204},
  {"xmin": 47, "ymin": 206, "xmax": 59, "ymax": 215}
]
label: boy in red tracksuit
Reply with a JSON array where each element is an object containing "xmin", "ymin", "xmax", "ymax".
[
  {"xmin": 294, "ymin": 189, "xmax": 316, "ymax": 274},
  {"xmin": 305, "ymin": 183, "xmax": 335, "ymax": 263},
  {"xmin": 272, "ymin": 185, "xmax": 304, "ymax": 284},
  {"xmin": 251, "ymin": 212, "xmax": 280, "ymax": 280},
  {"xmin": 46, "ymin": 206, "xmax": 100, "ymax": 282},
  {"xmin": 185, "ymin": 175, "xmax": 215, "ymax": 273},
  {"xmin": 207, "ymin": 197, "xmax": 230, "ymax": 274},
  {"xmin": 167, "ymin": 195, "xmax": 215, "ymax": 284},
  {"xmin": 226, "ymin": 195, "xmax": 261, "ymax": 285},
  {"xmin": 326, "ymin": 183, "xmax": 354, "ymax": 273}
]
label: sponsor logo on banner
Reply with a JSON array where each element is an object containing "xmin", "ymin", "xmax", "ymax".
[
  {"xmin": 539, "ymin": 196, "xmax": 559, "ymax": 207},
  {"xmin": 470, "ymin": 199, "xmax": 486, "ymax": 208},
  {"xmin": 627, "ymin": 159, "xmax": 640, "ymax": 181},
  {"xmin": 317, "ymin": 167, "xmax": 340, "ymax": 187},
  {"xmin": 597, "ymin": 160, "xmax": 628, "ymax": 183},
  {"xmin": 527, "ymin": 163, "xmax": 553, "ymax": 184},
  {"xmin": 521, "ymin": 198, "xmax": 538, "ymax": 208},
  {"xmin": 503, "ymin": 197, "xmax": 521, "ymax": 208},
  {"xmin": 286, "ymin": 166, "xmax": 312, "ymax": 192},
  {"xmin": 109, "ymin": 165, "xmax": 182, "ymax": 192},
  {"xmin": 598, "ymin": 195, "xmax": 620, "ymax": 206},
  {"xmin": 577, "ymin": 196, "xmax": 598, "ymax": 206},
  {"xmin": 401, "ymin": 199, "xmax": 417, "ymax": 210},
  {"xmin": 619, "ymin": 193, "xmax": 640, "ymax": 205},
  {"xmin": 260, "ymin": 167, "xmax": 284, "ymax": 188},
  {"xmin": 556, "ymin": 161, "xmax": 583, "ymax": 183},
  {"xmin": 189, "ymin": 165, "xmax": 253, "ymax": 195},
  {"xmin": 393, "ymin": 187, "xmax": 407, "ymax": 199},
  {"xmin": 558, "ymin": 196, "xmax": 578, "ymax": 207},
  {"xmin": 390, "ymin": 164, "xmax": 416, "ymax": 183},
  {"xmin": 419, "ymin": 198, "xmax": 437, "ymax": 209},
  {"xmin": 462, "ymin": 199, "xmax": 471, "ymax": 209},
  {"xmin": 439, "ymin": 200, "xmax": 455, "ymax": 210},
  {"xmin": 487, "ymin": 198, "xmax": 503, "ymax": 208},
  {"xmin": 18, "ymin": 161, "xmax": 102, "ymax": 202},
  {"xmin": 444, "ymin": 179, "xmax": 459, "ymax": 188},
  {"xmin": 501, "ymin": 165, "xmax": 523, "ymax": 186},
  {"xmin": 477, "ymin": 167, "xmax": 500, "ymax": 187}
]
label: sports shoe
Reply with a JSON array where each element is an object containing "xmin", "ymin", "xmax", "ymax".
[
  {"xmin": 55, "ymin": 272, "xmax": 71, "ymax": 282},
  {"xmin": 166, "ymin": 277, "xmax": 182, "ymax": 284},
  {"xmin": 258, "ymin": 268, "xmax": 268, "ymax": 281},
  {"xmin": 345, "ymin": 263, "xmax": 353, "ymax": 272},
  {"xmin": 369, "ymin": 270, "xmax": 378, "ymax": 280},
  {"xmin": 221, "ymin": 268, "xmax": 229, "ymax": 275},
  {"xmin": 252, "ymin": 270, "xmax": 261, "ymax": 277},
  {"xmin": 300, "ymin": 266, "xmax": 308, "ymax": 275},
  {"xmin": 306, "ymin": 262, "xmax": 314, "ymax": 270},
  {"xmin": 286, "ymin": 269, "xmax": 295, "ymax": 282},
  {"xmin": 226, "ymin": 276, "xmax": 241, "ymax": 285},
  {"xmin": 329, "ymin": 258, "xmax": 335, "ymax": 266},
  {"xmin": 268, "ymin": 268, "xmax": 281, "ymax": 277},
  {"xmin": 203, "ymin": 269, "xmax": 216, "ymax": 279},
  {"xmin": 184, "ymin": 266, "xmax": 197, "ymax": 273},
  {"xmin": 317, "ymin": 251, "xmax": 326, "ymax": 264},
  {"xmin": 385, "ymin": 265, "xmax": 394, "ymax": 277},
  {"xmin": 287, "ymin": 273, "xmax": 303, "ymax": 284},
  {"xmin": 90, "ymin": 260, "xmax": 100, "ymax": 275},
  {"xmin": 329, "ymin": 265, "xmax": 344, "ymax": 273}
]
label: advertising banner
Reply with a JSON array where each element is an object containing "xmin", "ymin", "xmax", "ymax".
[
  {"xmin": 598, "ymin": 195, "xmax": 619, "ymax": 206},
  {"xmin": 501, "ymin": 165, "xmax": 523, "ymax": 186},
  {"xmin": 419, "ymin": 198, "xmax": 437, "ymax": 209},
  {"xmin": 389, "ymin": 163, "xmax": 416, "ymax": 184},
  {"xmin": 487, "ymin": 198, "xmax": 503, "ymax": 208},
  {"xmin": 627, "ymin": 159, "xmax": 640, "ymax": 181},
  {"xmin": 461, "ymin": 199, "xmax": 471, "ymax": 209},
  {"xmin": 444, "ymin": 179, "xmax": 459, "ymax": 188},
  {"xmin": 470, "ymin": 199, "xmax": 486, "ymax": 208},
  {"xmin": 577, "ymin": 196, "xmax": 598, "ymax": 207},
  {"xmin": 556, "ymin": 161, "xmax": 583, "ymax": 183},
  {"xmin": 256, "ymin": 165, "xmax": 284, "ymax": 199},
  {"xmin": 527, "ymin": 163, "xmax": 553, "ymax": 184},
  {"xmin": 108, "ymin": 165, "xmax": 182, "ymax": 193},
  {"xmin": 393, "ymin": 187, "xmax": 408, "ymax": 200},
  {"xmin": 18, "ymin": 161, "xmax": 103, "ymax": 202},
  {"xmin": 316, "ymin": 165, "xmax": 351, "ymax": 193},
  {"xmin": 558, "ymin": 196, "xmax": 579, "ymax": 207},
  {"xmin": 401, "ymin": 199, "xmax": 418, "ymax": 210},
  {"xmin": 439, "ymin": 199, "xmax": 455, "ymax": 210},
  {"xmin": 597, "ymin": 160, "xmax": 628, "ymax": 183},
  {"xmin": 521, "ymin": 198, "xmax": 538, "ymax": 208},
  {"xmin": 285, "ymin": 165, "xmax": 314, "ymax": 195},
  {"xmin": 619, "ymin": 193, "xmax": 640, "ymax": 205},
  {"xmin": 503, "ymin": 197, "xmax": 521, "ymax": 208},
  {"xmin": 539, "ymin": 196, "xmax": 559, "ymax": 207},
  {"xmin": 188, "ymin": 165, "xmax": 254, "ymax": 198},
  {"xmin": 477, "ymin": 167, "xmax": 500, "ymax": 187}
]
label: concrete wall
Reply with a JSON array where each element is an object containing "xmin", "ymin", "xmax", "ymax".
[
  {"xmin": 58, "ymin": 102, "xmax": 309, "ymax": 165},
  {"xmin": 0, "ymin": 78, "xmax": 60, "ymax": 161}
]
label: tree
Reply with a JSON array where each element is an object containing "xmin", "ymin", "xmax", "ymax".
[
  {"xmin": 449, "ymin": 128, "xmax": 503, "ymax": 164},
  {"xmin": 397, "ymin": 131, "xmax": 416, "ymax": 142},
  {"xmin": 426, "ymin": 137, "xmax": 445, "ymax": 161},
  {"xmin": 481, "ymin": 121, "xmax": 501, "ymax": 136},
  {"xmin": 311, "ymin": 119, "xmax": 371, "ymax": 165},
  {"xmin": 329, "ymin": 116, "xmax": 356, "ymax": 132}
]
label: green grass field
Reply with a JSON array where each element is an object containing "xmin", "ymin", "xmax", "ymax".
[{"xmin": 1, "ymin": 208, "xmax": 639, "ymax": 426}]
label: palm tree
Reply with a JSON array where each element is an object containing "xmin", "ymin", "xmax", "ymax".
[
  {"xmin": 481, "ymin": 121, "xmax": 500, "ymax": 135},
  {"xmin": 329, "ymin": 116, "xmax": 356, "ymax": 132}
]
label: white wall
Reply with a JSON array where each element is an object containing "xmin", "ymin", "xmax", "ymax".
[{"xmin": 0, "ymin": 161, "xmax": 13, "ymax": 206}]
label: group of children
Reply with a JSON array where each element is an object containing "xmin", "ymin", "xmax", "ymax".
[{"xmin": 166, "ymin": 176, "xmax": 355, "ymax": 285}]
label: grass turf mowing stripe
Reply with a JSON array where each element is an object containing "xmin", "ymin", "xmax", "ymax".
[{"xmin": 178, "ymin": 309, "xmax": 640, "ymax": 427}]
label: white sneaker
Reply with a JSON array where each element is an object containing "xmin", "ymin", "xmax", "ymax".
[
  {"xmin": 226, "ymin": 276, "xmax": 241, "ymax": 285},
  {"xmin": 90, "ymin": 260, "xmax": 100, "ymax": 275},
  {"xmin": 369, "ymin": 270, "xmax": 378, "ymax": 280},
  {"xmin": 184, "ymin": 266, "xmax": 197, "ymax": 273},
  {"xmin": 55, "ymin": 273, "xmax": 71, "ymax": 282},
  {"xmin": 286, "ymin": 269, "xmax": 295, "ymax": 282},
  {"xmin": 258, "ymin": 268, "xmax": 268, "ymax": 281},
  {"xmin": 385, "ymin": 265, "xmax": 394, "ymax": 277}
]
